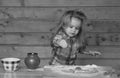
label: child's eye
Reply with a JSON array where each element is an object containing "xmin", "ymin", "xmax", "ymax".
[
  {"xmin": 70, "ymin": 26, "xmax": 73, "ymax": 28},
  {"xmin": 76, "ymin": 27, "xmax": 79, "ymax": 30}
]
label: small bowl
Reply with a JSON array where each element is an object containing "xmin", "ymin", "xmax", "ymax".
[{"xmin": 1, "ymin": 57, "xmax": 21, "ymax": 72}]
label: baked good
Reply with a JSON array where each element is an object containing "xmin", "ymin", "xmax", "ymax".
[{"xmin": 44, "ymin": 65, "xmax": 103, "ymax": 77}]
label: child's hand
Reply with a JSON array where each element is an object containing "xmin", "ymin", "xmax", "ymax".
[
  {"xmin": 59, "ymin": 40, "xmax": 68, "ymax": 48},
  {"xmin": 88, "ymin": 51, "xmax": 101, "ymax": 56}
]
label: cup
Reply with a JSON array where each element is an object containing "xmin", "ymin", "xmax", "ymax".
[{"xmin": 1, "ymin": 57, "xmax": 21, "ymax": 72}]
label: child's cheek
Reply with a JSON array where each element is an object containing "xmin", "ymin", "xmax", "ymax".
[{"xmin": 75, "ymin": 30, "xmax": 79, "ymax": 35}]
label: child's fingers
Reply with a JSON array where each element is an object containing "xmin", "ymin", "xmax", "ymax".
[
  {"xmin": 89, "ymin": 51, "xmax": 101, "ymax": 56},
  {"xmin": 97, "ymin": 52, "xmax": 101, "ymax": 55},
  {"xmin": 94, "ymin": 52, "xmax": 102, "ymax": 56}
]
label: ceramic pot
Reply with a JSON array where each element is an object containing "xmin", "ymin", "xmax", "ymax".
[{"xmin": 24, "ymin": 52, "xmax": 40, "ymax": 69}]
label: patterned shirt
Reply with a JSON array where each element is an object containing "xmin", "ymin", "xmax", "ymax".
[{"xmin": 50, "ymin": 30, "xmax": 86, "ymax": 65}]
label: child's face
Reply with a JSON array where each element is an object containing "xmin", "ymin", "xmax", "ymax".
[{"xmin": 64, "ymin": 17, "xmax": 82, "ymax": 37}]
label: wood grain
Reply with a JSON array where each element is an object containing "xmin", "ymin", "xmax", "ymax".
[
  {"xmin": 0, "ymin": 0, "xmax": 120, "ymax": 68},
  {"xmin": 0, "ymin": 32, "xmax": 120, "ymax": 46},
  {"xmin": 0, "ymin": 7, "xmax": 120, "ymax": 20},
  {"xmin": 0, "ymin": 46, "xmax": 119, "ymax": 58},
  {"xmin": 0, "ymin": 19, "xmax": 120, "ymax": 32},
  {"xmin": 24, "ymin": 0, "xmax": 120, "ymax": 7}
]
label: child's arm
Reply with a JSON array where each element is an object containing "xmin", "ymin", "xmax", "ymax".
[
  {"xmin": 77, "ymin": 38, "xmax": 101, "ymax": 56},
  {"xmin": 83, "ymin": 50, "xmax": 101, "ymax": 56}
]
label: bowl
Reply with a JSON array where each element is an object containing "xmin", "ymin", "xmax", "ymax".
[{"xmin": 1, "ymin": 57, "xmax": 21, "ymax": 72}]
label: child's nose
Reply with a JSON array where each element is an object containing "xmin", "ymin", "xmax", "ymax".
[
  {"xmin": 71, "ymin": 27, "xmax": 75, "ymax": 30},
  {"xmin": 72, "ymin": 28, "xmax": 76, "ymax": 31}
]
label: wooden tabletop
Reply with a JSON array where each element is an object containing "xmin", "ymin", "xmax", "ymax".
[{"xmin": 0, "ymin": 66, "xmax": 118, "ymax": 78}]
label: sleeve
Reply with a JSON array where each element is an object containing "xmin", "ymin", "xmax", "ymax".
[{"xmin": 49, "ymin": 34, "xmax": 62, "ymax": 65}]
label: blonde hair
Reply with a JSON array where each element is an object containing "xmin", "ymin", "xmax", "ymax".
[
  {"xmin": 52, "ymin": 9, "xmax": 87, "ymax": 33},
  {"xmin": 51, "ymin": 9, "xmax": 87, "ymax": 53},
  {"xmin": 60, "ymin": 10, "xmax": 86, "ymax": 27}
]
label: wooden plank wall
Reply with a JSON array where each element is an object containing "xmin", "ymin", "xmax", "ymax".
[{"xmin": 0, "ymin": 0, "xmax": 120, "ymax": 68}]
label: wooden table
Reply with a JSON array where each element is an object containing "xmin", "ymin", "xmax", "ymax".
[{"xmin": 0, "ymin": 66, "xmax": 118, "ymax": 78}]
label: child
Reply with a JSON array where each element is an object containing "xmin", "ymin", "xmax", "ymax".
[{"xmin": 49, "ymin": 10, "xmax": 101, "ymax": 65}]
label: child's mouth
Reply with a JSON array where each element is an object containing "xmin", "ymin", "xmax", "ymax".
[
  {"xmin": 69, "ymin": 33, "xmax": 75, "ymax": 36},
  {"xmin": 71, "ymin": 33, "xmax": 75, "ymax": 35}
]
